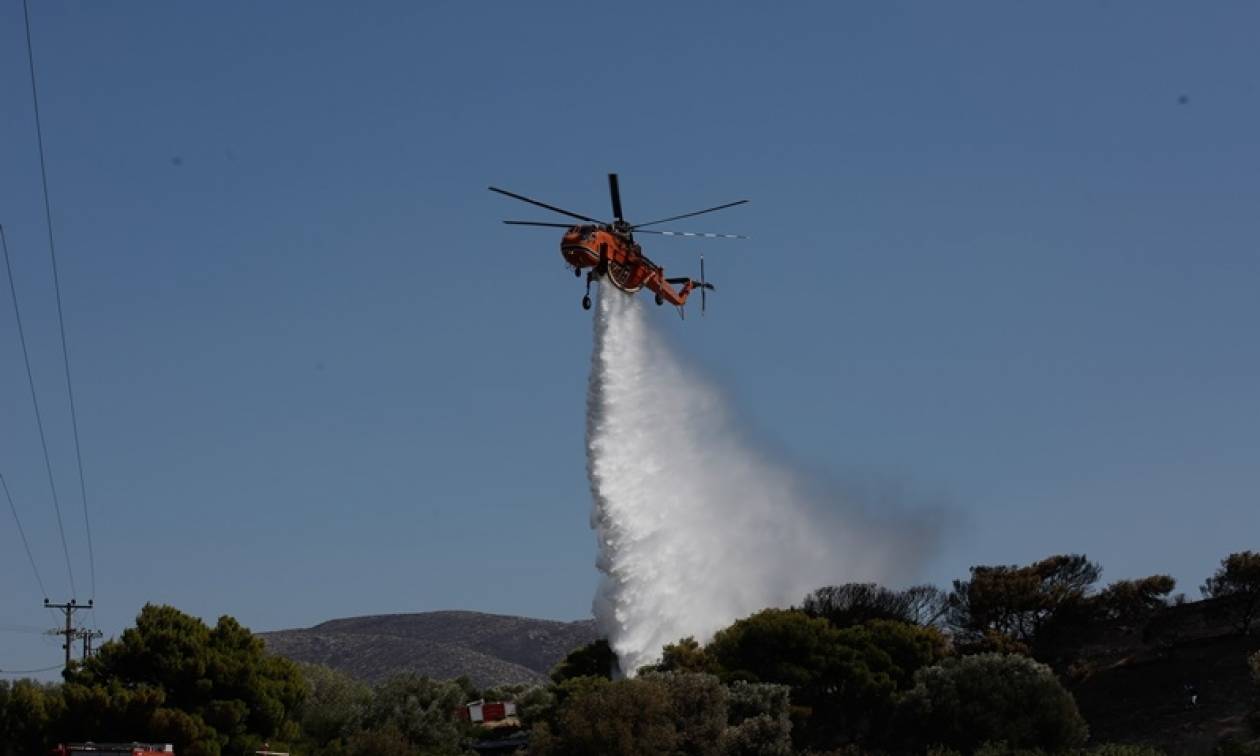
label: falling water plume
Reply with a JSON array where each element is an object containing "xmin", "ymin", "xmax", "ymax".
[{"xmin": 586, "ymin": 288, "xmax": 937, "ymax": 674}]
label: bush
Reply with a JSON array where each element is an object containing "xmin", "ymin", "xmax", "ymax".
[
  {"xmin": 344, "ymin": 723, "xmax": 414, "ymax": 756},
  {"xmin": 1250, "ymin": 650, "xmax": 1260, "ymax": 734},
  {"xmin": 531, "ymin": 677, "xmax": 676, "ymax": 756},
  {"xmin": 723, "ymin": 681, "xmax": 792, "ymax": 756},
  {"xmin": 1214, "ymin": 739, "xmax": 1260, "ymax": 756},
  {"xmin": 720, "ymin": 714, "xmax": 794, "ymax": 756},
  {"xmin": 1088, "ymin": 744, "xmax": 1167, "ymax": 756},
  {"xmin": 894, "ymin": 653, "xmax": 1089, "ymax": 753},
  {"xmin": 665, "ymin": 672, "xmax": 728, "ymax": 756},
  {"xmin": 295, "ymin": 663, "xmax": 370, "ymax": 751},
  {"xmin": 360, "ymin": 674, "xmax": 467, "ymax": 756}
]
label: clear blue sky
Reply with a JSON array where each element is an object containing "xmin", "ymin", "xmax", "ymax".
[{"xmin": 3, "ymin": 2, "xmax": 1257, "ymax": 675}]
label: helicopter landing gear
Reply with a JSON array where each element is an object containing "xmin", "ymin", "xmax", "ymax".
[
  {"xmin": 583, "ymin": 271, "xmax": 595, "ymax": 311},
  {"xmin": 655, "ymin": 293, "xmax": 664, "ymax": 306}
]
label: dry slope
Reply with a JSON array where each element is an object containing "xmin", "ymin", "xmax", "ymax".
[{"xmin": 261, "ymin": 610, "xmax": 598, "ymax": 688}]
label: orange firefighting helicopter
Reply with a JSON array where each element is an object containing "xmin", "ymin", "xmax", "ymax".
[{"xmin": 490, "ymin": 174, "xmax": 747, "ymax": 314}]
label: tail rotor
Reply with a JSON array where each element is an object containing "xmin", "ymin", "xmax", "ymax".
[
  {"xmin": 698, "ymin": 255, "xmax": 716, "ymax": 315},
  {"xmin": 700, "ymin": 256, "xmax": 707, "ymax": 314}
]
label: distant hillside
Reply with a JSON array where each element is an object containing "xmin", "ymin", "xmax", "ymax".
[{"xmin": 260, "ymin": 610, "xmax": 599, "ymax": 688}]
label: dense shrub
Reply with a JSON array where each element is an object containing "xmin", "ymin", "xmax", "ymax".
[
  {"xmin": 723, "ymin": 681, "xmax": 792, "ymax": 756},
  {"xmin": 530, "ymin": 677, "xmax": 677, "ymax": 756},
  {"xmin": 894, "ymin": 653, "xmax": 1089, "ymax": 753},
  {"xmin": 359, "ymin": 674, "xmax": 467, "ymax": 756},
  {"xmin": 294, "ymin": 663, "xmax": 370, "ymax": 751}
]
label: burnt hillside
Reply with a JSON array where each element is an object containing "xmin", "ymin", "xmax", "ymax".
[{"xmin": 1064, "ymin": 596, "xmax": 1259, "ymax": 755}]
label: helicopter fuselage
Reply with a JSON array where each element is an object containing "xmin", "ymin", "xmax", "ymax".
[{"xmin": 561, "ymin": 225, "xmax": 664, "ymax": 295}]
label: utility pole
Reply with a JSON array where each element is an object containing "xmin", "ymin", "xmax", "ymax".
[
  {"xmin": 78, "ymin": 628, "xmax": 104, "ymax": 660},
  {"xmin": 44, "ymin": 598, "xmax": 93, "ymax": 670}
]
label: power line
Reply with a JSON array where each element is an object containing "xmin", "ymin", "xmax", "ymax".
[
  {"xmin": 0, "ymin": 663, "xmax": 62, "ymax": 675},
  {"xmin": 0, "ymin": 224, "xmax": 75, "ymax": 596},
  {"xmin": 0, "ymin": 623, "xmax": 47, "ymax": 634},
  {"xmin": 20, "ymin": 0, "xmax": 96, "ymax": 600},
  {"xmin": 0, "ymin": 469, "xmax": 49, "ymax": 599}
]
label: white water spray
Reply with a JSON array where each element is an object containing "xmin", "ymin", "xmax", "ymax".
[{"xmin": 587, "ymin": 289, "xmax": 936, "ymax": 674}]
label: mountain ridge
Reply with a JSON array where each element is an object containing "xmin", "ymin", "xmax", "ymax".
[{"xmin": 261, "ymin": 610, "xmax": 599, "ymax": 688}]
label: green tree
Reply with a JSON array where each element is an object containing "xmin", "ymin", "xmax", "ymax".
[
  {"xmin": 345, "ymin": 723, "xmax": 416, "ymax": 756},
  {"xmin": 0, "ymin": 679, "xmax": 62, "ymax": 756},
  {"xmin": 478, "ymin": 682, "xmax": 527, "ymax": 702},
  {"xmin": 705, "ymin": 609, "xmax": 937, "ymax": 748},
  {"xmin": 707, "ymin": 610, "xmax": 852, "ymax": 691},
  {"xmin": 66, "ymin": 604, "xmax": 305, "ymax": 756},
  {"xmin": 721, "ymin": 681, "xmax": 793, "ymax": 756},
  {"xmin": 56, "ymin": 683, "xmax": 174, "ymax": 749},
  {"xmin": 531, "ymin": 677, "xmax": 676, "ymax": 756},
  {"xmin": 1201, "ymin": 551, "xmax": 1260, "ymax": 634},
  {"xmin": 549, "ymin": 639, "xmax": 616, "ymax": 683},
  {"xmin": 894, "ymin": 653, "xmax": 1089, "ymax": 753},
  {"xmin": 1093, "ymin": 575, "xmax": 1176, "ymax": 626},
  {"xmin": 1086, "ymin": 745, "xmax": 1168, "ymax": 756},
  {"xmin": 857, "ymin": 619, "xmax": 951, "ymax": 690},
  {"xmin": 361, "ymin": 674, "xmax": 467, "ymax": 756},
  {"xmin": 294, "ymin": 663, "xmax": 371, "ymax": 752},
  {"xmin": 947, "ymin": 554, "xmax": 1102, "ymax": 649},
  {"xmin": 533, "ymin": 672, "xmax": 734, "ymax": 756},
  {"xmin": 802, "ymin": 583, "xmax": 948, "ymax": 628},
  {"xmin": 651, "ymin": 636, "xmax": 714, "ymax": 674},
  {"xmin": 720, "ymin": 715, "xmax": 794, "ymax": 756},
  {"xmin": 650, "ymin": 672, "xmax": 727, "ymax": 756}
]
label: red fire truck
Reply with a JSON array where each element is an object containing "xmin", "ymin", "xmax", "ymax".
[{"xmin": 50, "ymin": 744, "xmax": 173, "ymax": 756}]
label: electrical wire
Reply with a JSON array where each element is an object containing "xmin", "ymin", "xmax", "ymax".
[
  {"xmin": 0, "ymin": 225, "xmax": 75, "ymax": 596},
  {"xmin": 20, "ymin": 0, "xmax": 96, "ymax": 601},
  {"xmin": 1, "ymin": 470, "xmax": 49, "ymax": 599},
  {"xmin": 0, "ymin": 623, "xmax": 47, "ymax": 634},
  {"xmin": 0, "ymin": 663, "xmax": 62, "ymax": 675}
]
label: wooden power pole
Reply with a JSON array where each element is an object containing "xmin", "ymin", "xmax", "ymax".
[
  {"xmin": 44, "ymin": 598, "xmax": 93, "ymax": 670},
  {"xmin": 78, "ymin": 627, "xmax": 104, "ymax": 660}
]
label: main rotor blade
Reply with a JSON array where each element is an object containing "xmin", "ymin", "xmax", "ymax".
[
  {"xmin": 633, "ymin": 229, "xmax": 747, "ymax": 239},
  {"xmin": 608, "ymin": 173, "xmax": 624, "ymax": 221},
  {"xmin": 503, "ymin": 221, "xmax": 581, "ymax": 228},
  {"xmin": 631, "ymin": 199, "xmax": 749, "ymax": 229},
  {"xmin": 489, "ymin": 186, "xmax": 605, "ymax": 224}
]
